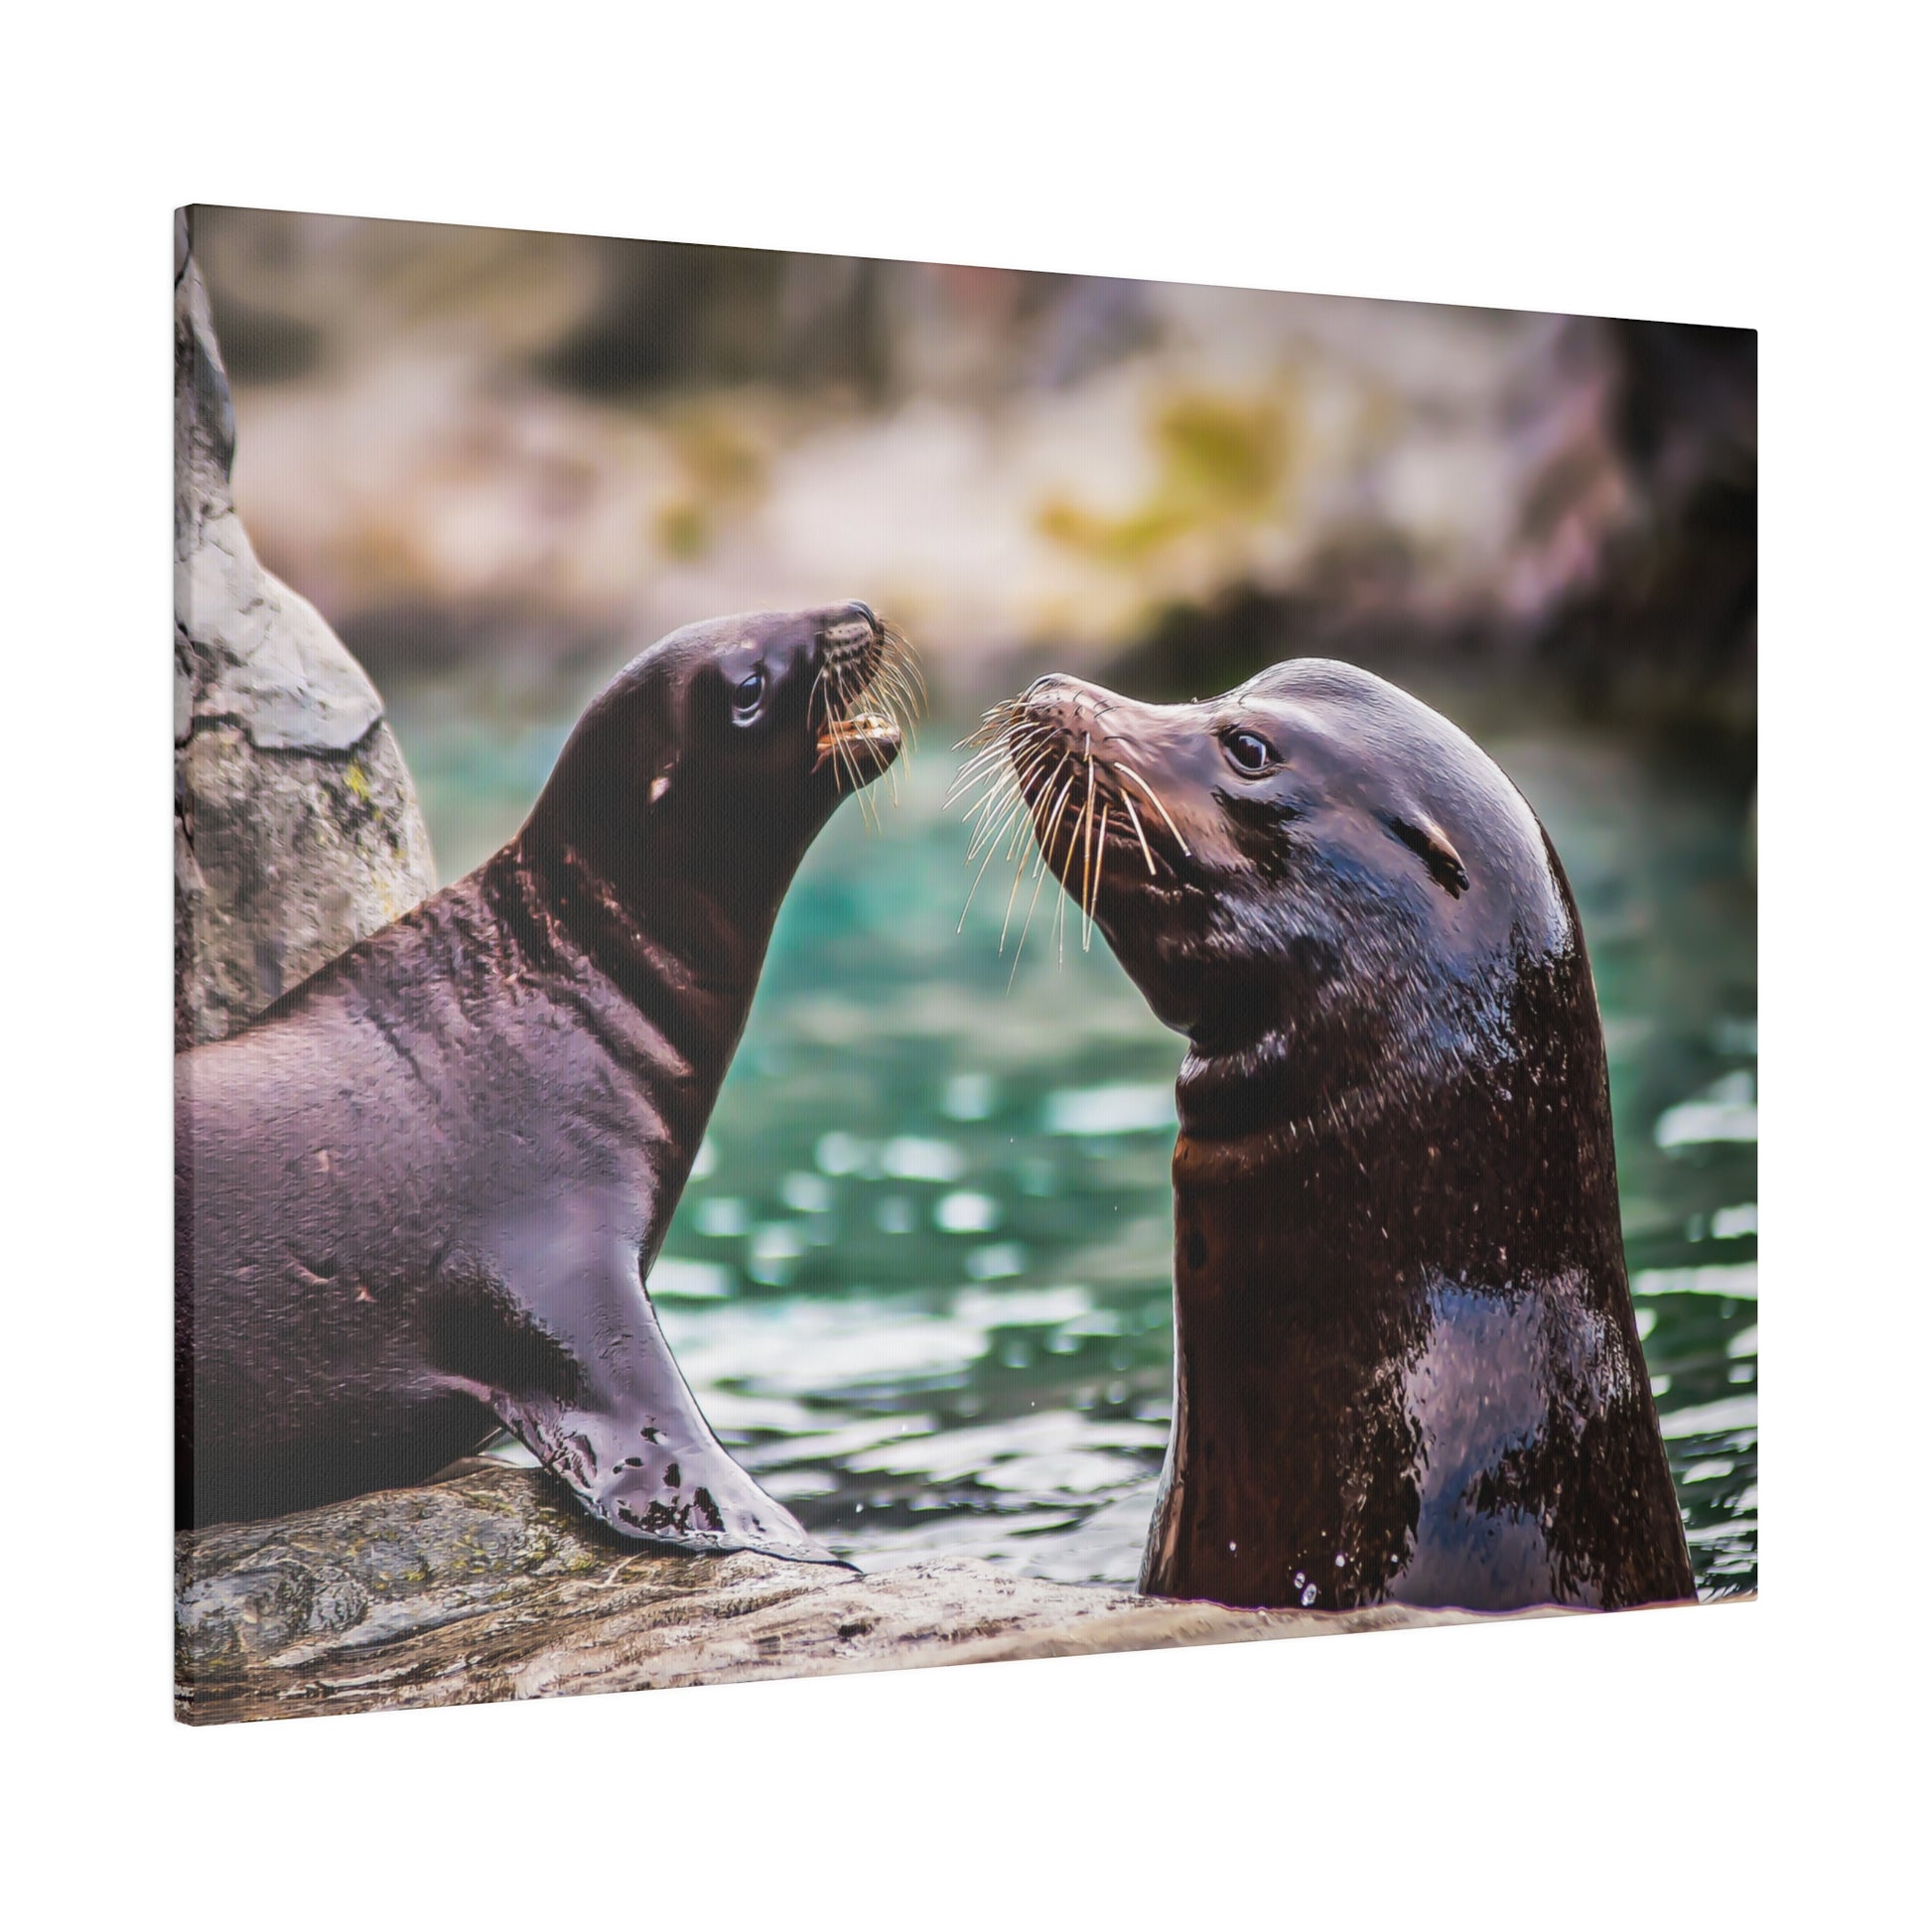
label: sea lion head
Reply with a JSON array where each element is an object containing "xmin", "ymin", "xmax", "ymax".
[
  {"xmin": 526, "ymin": 601, "xmax": 917, "ymax": 908},
  {"xmin": 969, "ymin": 659, "xmax": 1575, "ymax": 1099}
]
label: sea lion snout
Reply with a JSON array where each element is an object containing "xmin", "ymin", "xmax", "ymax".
[
  {"xmin": 946, "ymin": 672, "xmax": 1211, "ymax": 1016},
  {"xmin": 810, "ymin": 601, "xmax": 919, "ymax": 785},
  {"xmin": 1005, "ymin": 673, "xmax": 1206, "ymax": 867}
]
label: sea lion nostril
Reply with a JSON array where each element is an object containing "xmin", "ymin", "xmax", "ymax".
[{"xmin": 845, "ymin": 600, "xmax": 879, "ymax": 632}]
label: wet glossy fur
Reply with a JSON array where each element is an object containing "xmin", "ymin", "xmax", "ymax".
[
  {"xmin": 979, "ymin": 659, "xmax": 1695, "ymax": 1611},
  {"xmin": 177, "ymin": 604, "xmax": 905, "ymax": 1562}
]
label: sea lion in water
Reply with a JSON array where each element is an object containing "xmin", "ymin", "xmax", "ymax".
[
  {"xmin": 178, "ymin": 602, "xmax": 918, "ymax": 1562},
  {"xmin": 958, "ymin": 660, "xmax": 1694, "ymax": 1611}
]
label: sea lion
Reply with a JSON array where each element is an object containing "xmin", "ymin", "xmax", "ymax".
[
  {"xmin": 956, "ymin": 659, "xmax": 1695, "ymax": 1611},
  {"xmin": 177, "ymin": 602, "xmax": 918, "ymax": 1563}
]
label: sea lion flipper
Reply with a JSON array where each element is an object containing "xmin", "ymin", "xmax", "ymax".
[{"xmin": 482, "ymin": 1222, "xmax": 851, "ymax": 1569}]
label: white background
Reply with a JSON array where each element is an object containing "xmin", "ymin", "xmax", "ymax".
[{"xmin": 3, "ymin": 4, "xmax": 1921, "ymax": 1922}]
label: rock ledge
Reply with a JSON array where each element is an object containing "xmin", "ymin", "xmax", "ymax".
[{"xmin": 176, "ymin": 1464, "xmax": 1564, "ymax": 1725}]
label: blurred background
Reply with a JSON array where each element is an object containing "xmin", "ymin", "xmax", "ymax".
[{"xmin": 198, "ymin": 208, "xmax": 1756, "ymax": 1596}]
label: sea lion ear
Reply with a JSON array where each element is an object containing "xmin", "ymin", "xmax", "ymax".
[
  {"xmin": 646, "ymin": 744, "xmax": 680, "ymax": 805},
  {"xmin": 1387, "ymin": 812, "xmax": 1470, "ymax": 897}
]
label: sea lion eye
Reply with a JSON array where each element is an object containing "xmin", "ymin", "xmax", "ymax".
[
  {"xmin": 1223, "ymin": 729, "xmax": 1275, "ymax": 774},
  {"xmin": 733, "ymin": 670, "xmax": 766, "ymax": 719}
]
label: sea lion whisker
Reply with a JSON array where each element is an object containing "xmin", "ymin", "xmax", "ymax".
[
  {"xmin": 1118, "ymin": 789, "xmax": 1159, "ymax": 876},
  {"xmin": 832, "ymin": 696, "xmax": 870, "ymax": 822},
  {"xmin": 1114, "ymin": 762, "xmax": 1190, "ymax": 856},
  {"xmin": 880, "ymin": 621, "xmax": 925, "ymax": 704},
  {"xmin": 1052, "ymin": 788, "xmax": 1076, "ymax": 966},
  {"xmin": 957, "ymin": 740, "xmax": 1050, "ymax": 840},
  {"xmin": 880, "ymin": 667, "xmax": 908, "ymax": 800},
  {"xmin": 994, "ymin": 749, "xmax": 1067, "ymax": 952},
  {"xmin": 1008, "ymin": 764, "xmax": 1076, "ymax": 973},
  {"xmin": 957, "ymin": 711, "xmax": 1012, "ymax": 757},
  {"xmin": 960, "ymin": 745, "xmax": 1035, "ymax": 818},
  {"xmin": 888, "ymin": 643, "xmax": 926, "ymax": 716},
  {"xmin": 948, "ymin": 725, "xmax": 1045, "ymax": 803},
  {"xmin": 992, "ymin": 735, "xmax": 1057, "ymax": 814},
  {"xmin": 1078, "ymin": 747, "xmax": 1097, "ymax": 953},
  {"xmin": 1084, "ymin": 803, "xmax": 1107, "ymax": 944},
  {"xmin": 1048, "ymin": 772, "xmax": 1084, "ymax": 964},
  {"xmin": 857, "ymin": 621, "xmax": 922, "ymax": 736},
  {"xmin": 1084, "ymin": 806, "xmax": 1112, "ymax": 951},
  {"xmin": 1001, "ymin": 759, "xmax": 1051, "ymax": 865},
  {"xmin": 963, "ymin": 777, "xmax": 1025, "ymax": 861},
  {"xmin": 996, "ymin": 828, "xmax": 1034, "ymax": 955},
  {"xmin": 1002, "ymin": 804, "xmax": 1035, "ymax": 865},
  {"xmin": 894, "ymin": 643, "xmax": 927, "ymax": 710},
  {"xmin": 846, "ymin": 660, "xmax": 889, "ymax": 819},
  {"xmin": 964, "ymin": 706, "xmax": 1029, "ymax": 759},
  {"xmin": 963, "ymin": 796, "xmax": 1026, "ymax": 897},
  {"xmin": 987, "ymin": 754, "xmax": 1054, "ymax": 874},
  {"xmin": 958, "ymin": 787, "xmax": 1037, "ymax": 929},
  {"xmin": 1030, "ymin": 767, "xmax": 1078, "ymax": 884},
  {"xmin": 809, "ymin": 663, "xmax": 831, "ymax": 747},
  {"xmin": 948, "ymin": 745, "xmax": 1019, "ymax": 804},
  {"xmin": 962, "ymin": 765, "xmax": 1036, "ymax": 849},
  {"xmin": 1053, "ymin": 834, "xmax": 1071, "ymax": 968},
  {"xmin": 815, "ymin": 658, "xmax": 873, "ymax": 817},
  {"xmin": 829, "ymin": 662, "xmax": 880, "ymax": 831},
  {"xmin": 962, "ymin": 760, "xmax": 1018, "ymax": 816},
  {"xmin": 867, "ymin": 670, "xmax": 904, "ymax": 759},
  {"xmin": 875, "ymin": 659, "xmax": 919, "ymax": 755},
  {"xmin": 1066, "ymin": 764, "xmax": 1098, "ymax": 964}
]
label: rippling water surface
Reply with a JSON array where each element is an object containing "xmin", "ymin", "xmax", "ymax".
[{"xmin": 396, "ymin": 679, "xmax": 1757, "ymax": 1599}]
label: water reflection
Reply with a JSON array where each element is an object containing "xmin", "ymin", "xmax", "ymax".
[{"xmin": 419, "ymin": 698, "xmax": 1755, "ymax": 1598}]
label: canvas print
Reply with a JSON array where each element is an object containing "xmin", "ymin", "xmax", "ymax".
[{"xmin": 174, "ymin": 207, "xmax": 1756, "ymax": 1724}]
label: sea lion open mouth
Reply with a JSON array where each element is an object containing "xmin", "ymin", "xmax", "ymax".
[
  {"xmin": 811, "ymin": 610, "xmax": 921, "ymax": 802},
  {"xmin": 816, "ymin": 710, "xmax": 901, "ymax": 761}
]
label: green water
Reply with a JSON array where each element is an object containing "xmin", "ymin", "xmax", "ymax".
[{"xmin": 390, "ymin": 680, "xmax": 1757, "ymax": 1598}]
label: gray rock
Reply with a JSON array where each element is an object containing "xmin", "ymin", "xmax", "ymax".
[
  {"xmin": 175, "ymin": 1463, "xmax": 1564, "ymax": 1724},
  {"xmin": 174, "ymin": 208, "xmax": 435, "ymax": 1047}
]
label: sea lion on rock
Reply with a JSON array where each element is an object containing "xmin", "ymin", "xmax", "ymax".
[
  {"xmin": 178, "ymin": 603, "xmax": 917, "ymax": 1563},
  {"xmin": 957, "ymin": 659, "xmax": 1694, "ymax": 1611}
]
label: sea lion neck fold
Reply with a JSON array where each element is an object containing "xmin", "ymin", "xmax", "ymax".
[
  {"xmin": 965, "ymin": 657, "xmax": 1693, "ymax": 1614},
  {"xmin": 180, "ymin": 603, "xmax": 915, "ymax": 1567}
]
